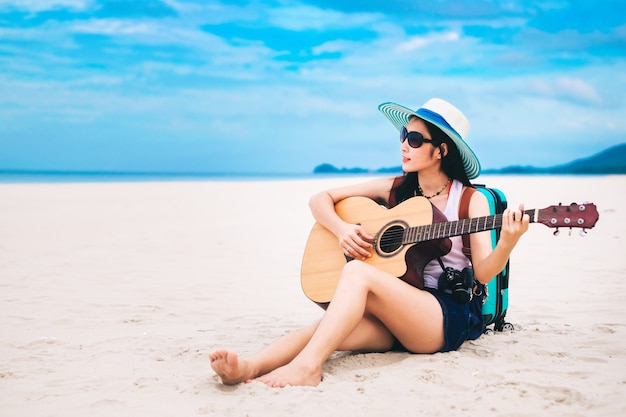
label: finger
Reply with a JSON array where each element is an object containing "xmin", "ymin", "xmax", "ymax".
[
  {"xmin": 501, "ymin": 208, "xmax": 509, "ymax": 227},
  {"xmin": 349, "ymin": 234, "xmax": 372, "ymax": 250},
  {"xmin": 356, "ymin": 226, "xmax": 374, "ymax": 242},
  {"xmin": 518, "ymin": 203, "xmax": 530, "ymax": 223},
  {"xmin": 347, "ymin": 238, "xmax": 371, "ymax": 259},
  {"xmin": 344, "ymin": 244, "xmax": 369, "ymax": 259},
  {"xmin": 351, "ymin": 242, "xmax": 372, "ymax": 259},
  {"xmin": 507, "ymin": 209, "xmax": 519, "ymax": 227}
]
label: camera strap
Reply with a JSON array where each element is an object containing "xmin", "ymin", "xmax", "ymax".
[{"xmin": 436, "ymin": 257, "xmax": 447, "ymax": 270}]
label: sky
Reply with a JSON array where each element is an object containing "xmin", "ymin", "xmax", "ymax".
[{"xmin": 1, "ymin": 0, "xmax": 625, "ymax": 175}]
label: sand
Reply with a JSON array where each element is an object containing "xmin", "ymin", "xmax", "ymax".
[{"xmin": 1, "ymin": 175, "xmax": 625, "ymax": 417}]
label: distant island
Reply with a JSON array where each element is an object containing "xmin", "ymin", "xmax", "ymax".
[
  {"xmin": 313, "ymin": 163, "xmax": 401, "ymax": 175},
  {"xmin": 313, "ymin": 143, "xmax": 626, "ymax": 175}
]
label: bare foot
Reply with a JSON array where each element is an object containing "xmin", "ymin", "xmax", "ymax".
[
  {"xmin": 255, "ymin": 361, "xmax": 321, "ymax": 388},
  {"xmin": 209, "ymin": 350, "xmax": 254, "ymax": 385}
]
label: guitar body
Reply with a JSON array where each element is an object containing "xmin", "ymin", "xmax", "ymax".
[{"xmin": 300, "ymin": 196, "xmax": 450, "ymax": 304}]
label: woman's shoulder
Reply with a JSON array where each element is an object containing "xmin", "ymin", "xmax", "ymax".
[{"xmin": 462, "ymin": 186, "xmax": 489, "ymax": 217}]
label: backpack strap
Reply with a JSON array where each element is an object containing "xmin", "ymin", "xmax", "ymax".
[{"xmin": 459, "ymin": 186, "xmax": 476, "ymax": 261}]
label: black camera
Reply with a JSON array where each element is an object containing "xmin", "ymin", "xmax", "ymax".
[{"xmin": 438, "ymin": 267, "xmax": 475, "ymax": 304}]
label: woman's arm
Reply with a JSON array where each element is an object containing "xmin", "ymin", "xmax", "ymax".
[
  {"xmin": 308, "ymin": 177, "xmax": 395, "ymax": 260},
  {"xmin": 467, "ymin": 191, "xmax": 530, "ymax": 284}
]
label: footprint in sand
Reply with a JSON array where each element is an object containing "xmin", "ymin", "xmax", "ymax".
[{"xmin": 592, "ymin": 325, "xmax": 616, "ymax": 334}]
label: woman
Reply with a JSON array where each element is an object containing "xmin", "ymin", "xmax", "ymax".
[{"xmin": 209, "ymin": 98, "xmax": 530, "ymax": 388}]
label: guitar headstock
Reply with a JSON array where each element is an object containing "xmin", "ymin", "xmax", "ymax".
[{"xmin": 535, "ymin": 202, "xmax": 599, "ymax": 235}]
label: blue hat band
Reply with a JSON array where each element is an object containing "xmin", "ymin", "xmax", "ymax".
[{"xmin": 415, "ymin": 108, "xmax": 461, "ymax": 140}]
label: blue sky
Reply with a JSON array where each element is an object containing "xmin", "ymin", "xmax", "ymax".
[{"xmin": 1, "ymin": 0, "xmax": 625, "ymax": 175}]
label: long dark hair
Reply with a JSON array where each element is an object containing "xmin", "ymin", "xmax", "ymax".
[{"xmin": 391, "ymin": 118, "xmax": 471, "ymax": 206}]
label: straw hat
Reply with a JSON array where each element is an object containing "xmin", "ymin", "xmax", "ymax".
[{"xmin": 378, "ymin": 98, "xmax": 481, "ymax": 179}]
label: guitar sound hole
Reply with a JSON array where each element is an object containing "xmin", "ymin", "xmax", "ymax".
[{"xmin": 378, "ymin": 225, "xmax": 404, "ymax": 255}]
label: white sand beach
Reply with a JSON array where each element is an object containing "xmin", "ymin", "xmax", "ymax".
[{"xmin": 1, "ymin": 175, "xmax": 625, "ymax": 417}]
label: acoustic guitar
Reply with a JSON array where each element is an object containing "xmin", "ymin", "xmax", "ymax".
[{"xmin": 300, "ymin": 196, "xmax": 599, "ymax": 304}]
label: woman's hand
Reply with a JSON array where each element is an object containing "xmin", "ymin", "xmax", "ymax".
[
  {"xmin": 337, "ymin": 222, "xmax": 374, "ymax": 260},
  {"xmin": 500, "ymin": 204, "xmax": 530, "ymax": 247},
  {"xmin": 469, "ymin": 197, "xmax": 530, "ymax": 284}
]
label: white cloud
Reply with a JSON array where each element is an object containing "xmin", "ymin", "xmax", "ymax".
[
  {"xmin": 395, "ymin": 31, "xmax": 460, "ymax": 52},
  {"xmin": 0, "ymin": 0, "xmax": 91, "ymax": 13},
  {"xmin": 162, "ymin": 0, "xmax": 258, "ymax": 25},
  {"xmin": 311, "ymin": 39, "xmax": 357, "ymax": 55},
  {"xmin": 71, "ymin": 19, "xmax": 155, "ymax": 36},
  {"xmin": 267, "ymin": 5, "xmax": 380, "ymax": 31},
  {"xmin": 530, "ymin": 77, "xmax": 603, "ymax": 105}
]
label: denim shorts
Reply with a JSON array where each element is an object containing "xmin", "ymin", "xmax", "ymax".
[
  {"xmin": 427, "ymin": 289, "xmax": 471, "ymax": 352},
  {"xmin": 391, "ymin": 289, "xmax": 473, "ymax": 353}
]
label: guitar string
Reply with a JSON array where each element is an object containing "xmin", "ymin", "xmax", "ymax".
[
  {"xmin": 371, "ymin": 207, "xmax": 590, "ymax": 247},
  {"xmin": 376, "ymin": 208, "xmax": 550, "ymax": 245},
  {"xmin": 376, "ymin": 214, "xmax": 508, "ymax": 245}
]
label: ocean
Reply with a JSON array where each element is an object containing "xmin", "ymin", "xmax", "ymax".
[
  {"xmin": 0, "ymin": 170, "xmax": 615, "ymax": 184},
  {"xmin": 0, "ymin": 170, "xmax": 328, "ymax": 184}
]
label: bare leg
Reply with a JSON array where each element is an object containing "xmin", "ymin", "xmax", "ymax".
[
  {"xmin": 210, "ymin": 311, "xmax": 395, "ymax": 385},
  {"xmin": 255, "ymin": 261, "xmax": 444, "ymax": 387},
  {"xmin": 210, "ymin": 322, "xmax": 318, "ymax": 385}
]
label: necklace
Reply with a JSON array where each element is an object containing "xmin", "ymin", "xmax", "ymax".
[{"xmin": 418, "ymin": 178, "xmax": 451, "ymax": 199}]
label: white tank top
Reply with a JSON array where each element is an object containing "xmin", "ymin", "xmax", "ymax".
[{"xmin": 422, "ymin": 179, "xmax": 471, "ymax": 289}]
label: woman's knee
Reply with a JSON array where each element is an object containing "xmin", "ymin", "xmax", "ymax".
[
  {"xmin": 341, "ymin": 260, "xmax": 371, "ymax": 281},
  {"xmin": 340, "ymin": 260, "xmax": 383, "ymax": 289},
  {"xmin": 336, "ymin": 261, "xmax": 365, "ymax": 289},
  {"xmin": 342, "ymin": 259, "xmax": 366, "ymax": 273}
]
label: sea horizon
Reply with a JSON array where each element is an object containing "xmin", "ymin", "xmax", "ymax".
[
  {"xmin": 0, "ymin": 169, "xmax": 621, "ymax": 185},
  {"xmin": 0, "ymin": 169, "xmax": 363, "ymax": 184}
]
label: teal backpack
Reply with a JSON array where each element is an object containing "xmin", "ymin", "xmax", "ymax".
[{"xmin": 461, "ymin": 185, "xmax": 513, "ymax": 332}]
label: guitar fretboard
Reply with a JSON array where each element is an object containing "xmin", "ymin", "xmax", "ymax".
[{"xmin": 403, "ymin": 209, "xmax": 536, "ymax": 244}]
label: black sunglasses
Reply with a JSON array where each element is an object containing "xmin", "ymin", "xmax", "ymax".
[{"xmin": 400, "ymin": 126, "xmax": 438, "ymax": 148}]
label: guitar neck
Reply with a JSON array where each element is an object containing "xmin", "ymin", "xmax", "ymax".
[{"xmin": 405, "ymin": 209, "xmax": 537, "ymax": 244}]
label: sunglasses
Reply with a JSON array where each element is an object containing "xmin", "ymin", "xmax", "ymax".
[{"xmin": 400, "ymin": 126, "xmax": 438, "ymax": 148}]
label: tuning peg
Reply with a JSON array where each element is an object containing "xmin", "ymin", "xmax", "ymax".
[
  {"xmin": 579, "ymin": 229, "xmax": 588, "ymax": 237},
  {"xmin": 553, "ymin": 228, "xmax": 560, "ymax": 236}
]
